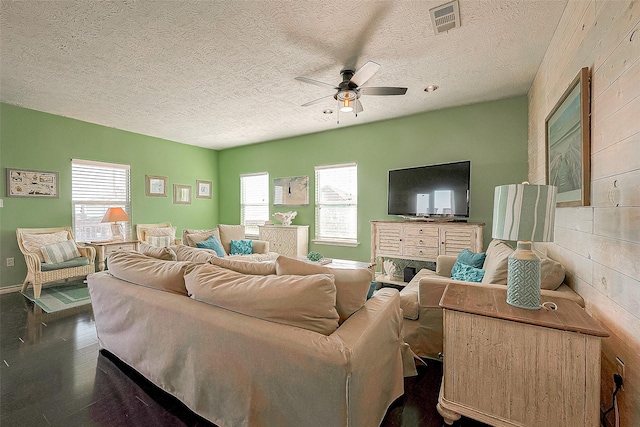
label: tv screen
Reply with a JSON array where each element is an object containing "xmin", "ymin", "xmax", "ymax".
[{"xmin": 387, "ymin": 160, "xmax": 470, "ymax": 218}]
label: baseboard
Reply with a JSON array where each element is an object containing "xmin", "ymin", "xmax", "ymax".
[{"xmin": 0, "ymin": 284, "xmax": 22, "ymax": 294}]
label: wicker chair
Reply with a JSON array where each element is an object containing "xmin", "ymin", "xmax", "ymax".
[
  {"xmin": 16, "ymin": 227, "xmax": 96, "ymax": 299},
  {"xmin": 135, "ymin": 222, "xmax": 182, "ymax": 246}
]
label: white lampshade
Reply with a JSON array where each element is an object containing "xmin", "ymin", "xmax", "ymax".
[{"xmin": 492, "ymin": 183, "xmax": 557, "ymax": 242}]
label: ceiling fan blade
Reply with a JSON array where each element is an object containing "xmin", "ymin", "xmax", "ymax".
[
  {"xmin": 301, "ymin": 94, "xmax": 334, "ymax": 107},
  {"xmin": 359, "ymin": 86, "xmax": 408, "ymax": 96},
  {"xmin": 355, "ymin": 100, "xmax": 364, "ymax": 113},
  {"xmin": 349, "ymin": 61, "xmax": 381, "ymax": 88},
  {"xmin": 295, "ymin": 76, "xmax": 338, "ymax": 90}
]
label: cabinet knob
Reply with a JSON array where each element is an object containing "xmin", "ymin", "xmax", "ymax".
[
  {"xmin": 419, "ymin": 239, "xmax": 424, "ymax": 245},
  {"xmin": 419, "ymin": 229, "xmax": 423, "ymax": 234}
]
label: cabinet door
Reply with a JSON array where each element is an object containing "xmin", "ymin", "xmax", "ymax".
[
  {"xmin": 375, "ymin": 224, "xmax": 402, "ymax": 257},
  {"xmin": 439, "ymin": 227, "xmax": 477, "ymax": 255}
]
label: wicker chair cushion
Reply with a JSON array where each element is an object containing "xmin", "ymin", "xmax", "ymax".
[{"xmin": 40, "ymin": 257, "xmax": 90, "ymax": 271}]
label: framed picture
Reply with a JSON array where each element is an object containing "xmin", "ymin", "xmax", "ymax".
[
  {"xmin": 545, "ymin": 67, "xmax": 590, "ymax": 207},
  {"xmin": 196, "ymin": 180, "xmax": 212, "ymax": 199},
  {"xmin": 146, "ymin": 175, "xmax": 167, "ymax": 197},
  {"xmin": 6, "ymin": 168, "xmax": 59, "ymax": 198},
  {"xmin": 173, "ymin": 184, "xmax": 192, "ymax": 205},
  {"xmin": 273, "ymin": 176, "xmax": 309, "ymax": 206}
]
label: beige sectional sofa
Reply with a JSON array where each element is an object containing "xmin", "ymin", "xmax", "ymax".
[
  {"xmin": 399, "ymin": 239, "xmax": 585, "ymax": 360},
  {"xmin": 88, "ymin": 252, "xmax": 411, "ymax": 427}
]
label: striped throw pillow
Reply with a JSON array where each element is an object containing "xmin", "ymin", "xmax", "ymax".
[
  {"xmin": 146, "ymin": 235, "xmax": 173, "ymax": 248},
  {"xmin": 41, "ymin": 240, "xmax": 81, "ymax": 264}
]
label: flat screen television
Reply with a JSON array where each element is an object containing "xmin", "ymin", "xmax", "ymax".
[{"xmin": 387, "ymin": 160, "xmax": 471, "ymax": 218}]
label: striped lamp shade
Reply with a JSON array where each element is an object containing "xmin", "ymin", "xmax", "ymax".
[{"xmin": 492, "ymin": 183, "xmax": 558, "ymax": 242}]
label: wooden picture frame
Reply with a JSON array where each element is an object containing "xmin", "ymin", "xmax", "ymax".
[
  {"xmin": 196, "ymin": 180, "xmax": 212, "ymax": 199},
  {"xmin": 146, "ymin": 175, "xmax": 167, "ymax": 197},
  {"xmin": 273, "ymin": 176, "xmax": 309, "ymax": 206},
  {"xmin": 545, "ymin": 67, "xmax": 590, "ymax": 207},
  {"xmin": 6, "ymin": 168, "xmax": 59, "ymax": 198},
  {"xmin": 173, "ymin": 184, "xmax": 191, "ymax": 205}
]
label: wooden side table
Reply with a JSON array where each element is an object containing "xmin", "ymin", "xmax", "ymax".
[
  {"xmin": 437, "ymin": 283, "xmax": 608, "ymax": 427},
  {"xmin": 85, "ymin": 241, "xmax": 139, "ymax": 271}
]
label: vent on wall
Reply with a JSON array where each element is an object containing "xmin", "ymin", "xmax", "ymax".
[{"xmin": 430, "ymin": 0, "xmax": 461, "ymax": 35}]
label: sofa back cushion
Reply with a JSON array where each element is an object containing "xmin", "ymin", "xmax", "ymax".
[
  {"xmin": 185, "ymin": 264, "xmax": 339, "ymax": 335},
  {"xmin": 275, "ymin": 255, "xmax": 372, "ymax": 323},
  {"xmin": 211, "ymin": 257, "xmax": 276, "ymax": 275},
  {"xmin": 172, "ymin": 245, "xmax": 218, "ymax": 264},
  {"xmin": 107, "ymin": 251, "xmax": 192, "ymax": 295},
  {"xmin": 481, "ymin": 239, "xmax": 514, "ymax": 285},
  {"xmin": 138, "ymin": 242, "xmax": 177, "ymax": 261},
  {"xmin": 218, "ymin": 224, "xmax": 246, "ymax": 255},
  {"xmin": 535, "ymin": 248, "xmax": 566, "ymax": 290}
]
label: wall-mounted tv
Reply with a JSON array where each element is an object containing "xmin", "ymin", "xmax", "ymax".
[{"xmin": 387, "ymin": 160, "xmax": 471, "ymax": 218}]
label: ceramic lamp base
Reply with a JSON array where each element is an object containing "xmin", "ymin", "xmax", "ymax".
[
  {"xmin": 506, "ymin": 241, "xmax": 541, "ymax": 310},
  {"xmin": 110, "ymin": 223, "xmax": 124, "ymax": 241}
]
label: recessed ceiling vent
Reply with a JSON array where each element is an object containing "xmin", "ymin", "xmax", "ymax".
[{"xmin": 430, "ymin": 0, "xmax": 461, "ymax": 35}]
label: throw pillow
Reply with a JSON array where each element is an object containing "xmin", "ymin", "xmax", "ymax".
[
  {"xmin": 196, "ymin": 234, "xmax": 226, "ymax": 257},
  {"xmin": 451, "ymin": 261, "xmax": 485, "ymax": 282},
  {"xmin": 21, "ymin": 230, "xmax": 69, "ymax": 262},
  {"xmin": 456, "ymin": 248, "xmax": 486, "ymax": 268},
  {"xmin": 143, "ymin": 226, "xmax": 176, "ymax": 239},
  {"xmin": 172, "ymin": 245, "xmax": 217, "ymax": 264},
  {"xmin": 481, "ymin": 239, "xmax": 514, "ymax": 285},
  {"xmin": 230, "ymin": 239, "xmax": 252, "ymax": 255},
  {"xmin": 146, "ymin": 235, "xmax": 173, "ymax": 248},
  {"xmin": 184, "ymin": 228, "xmax": 222, "ymax": 248},
  {"xmin": 107, "ymin": 251, "xmax": 195, "ymax": 295},
  {"xmin": 210, "ymin": 257, "xmax": 276, "ymax": 275},
  {"xmin": 185, "ymin": 264, "xmax": 340, "ymax": 335},
  {"xmin": 41, "ymin": 240, "xmax": 81, "ymax": 264},
  {"xmin": 275, "ymin": 255, "xmax": 372, "ymax": 323},
  {"xmin": 534, "ymin": 248, "xmax": 566, "ymax": 290},
  {"xmin": 138, "ymin": 242, "xmax": 177, "ymax": 261}
]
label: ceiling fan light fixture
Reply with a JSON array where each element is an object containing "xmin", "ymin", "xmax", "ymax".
[{"xmin": 340, "ymin": 98, "xmax": 354, "ymax": 113}]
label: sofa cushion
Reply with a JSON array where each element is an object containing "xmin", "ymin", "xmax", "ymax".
[
  {"xmin": 481, "ymin": 240, "xmax": 514, "ymax": 285},
  {"xmin": 218, "ymin": 224, "xmax": 245, "ymax": 255},
  {"xmin": 275, "ymin": 255, "xmax": 371, "ymax": 323},
  {"xmin": 230, "ymin": 239, "xmax": 252, "ymax": 255},
  {"xmin": 138, "ymin": 242, "xmax": 177, "ymax": 261},
  {"xmin": 185, "ymin": 264, "xmax": 339, "ymax": 335},
  {"xmin": 41, "ymin": 240, "xmax": 81, "ymax": 264},
  {"xmin": 21, "ymin": 230, "xmax": 69, "ymax": 262},
  {"xmin": 451, "ymin": 262, "xmax": 485, "ymax": 282},
  {"xmin": 196, "ymin": 234, "xmax": 226, "ymax": 257},
  {"xmin": 456, "ymin": 248, "xmax": 486, "ymax": 268},
  {"xmin": 172, "ymin": 245, "xmax": 218, "ymax": 264},
  {"xmin": 537, "ymin": 251, "xmax": 566, "ymax": 290},
  {"xmin": 210, "ymin": 257, "xmax": 276, "ymax": 275},
  {"xmin": 107, "ymin": 251, "xmax": 193, "ymax": 295}
]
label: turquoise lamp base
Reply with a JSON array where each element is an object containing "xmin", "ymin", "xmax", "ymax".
[{"xmin": 506, "ymin": 241, "xmax": 541, "ymax": 310}]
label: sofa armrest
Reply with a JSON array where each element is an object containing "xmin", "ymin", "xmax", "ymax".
[
  {"xmin": 251, "ymin": 239, "xmax": 269, "ymax": 254},
  {"xmin": 435, "ymin": 255, "xmax": 457, "ymax": 277}
]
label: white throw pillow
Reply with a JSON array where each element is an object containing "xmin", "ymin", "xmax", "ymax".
[{"xmin": 21, "ymin": 231, "xmax": 69, "ymax": 262}]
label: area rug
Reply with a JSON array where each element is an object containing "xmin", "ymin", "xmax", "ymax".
[{"xmin": 20, "ymin": 281, "xmax": 91, "ymax": 313}]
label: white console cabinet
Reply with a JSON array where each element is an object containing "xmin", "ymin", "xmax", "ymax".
[{"xmin": 259, "ymin": 225, "xmax": 309, "ymax": 257}]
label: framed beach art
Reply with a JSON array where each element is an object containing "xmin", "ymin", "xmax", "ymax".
[
  {"xmin": 273, "ymin": 176, "xmax": 309, "ymax": 206},
  {"xmin": 545, "ymin": 67, "xmax": 590, "ymax": 207},
  {"xmin": 196, "ymin": 180, "xmax": 212, "ymax": 199},
  {"xmin": 146, "ymin": 175, "xmax": 168, "ymax": 197},
  {"xmin": 6, "ymin": 168, "xmax": 59, "ymax": 198},
  {"xmin": 173, "ymin": 184, "xmax": 192, "ymax": 205}
]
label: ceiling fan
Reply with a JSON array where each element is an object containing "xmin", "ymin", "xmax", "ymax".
[{"xmin": 295, "ymin": 61, "xmax": 407, "ymax": 115}]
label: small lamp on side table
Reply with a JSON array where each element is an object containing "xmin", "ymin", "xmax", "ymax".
[
  {"xmin": 492, "ymin": 182, "xmax": 557, "ymax": 310},
  {"xmin": 102, "ymin": 207, "xmax": 130, "ymax": 241}
]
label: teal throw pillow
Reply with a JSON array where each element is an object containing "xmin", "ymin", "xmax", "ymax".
[
  {"xmin": 451, "ymin": 261, "xmax": 485, "ymax": 282},
  {"xmin": 196, "ymin": 235, "xmax": 226, "ymax": 257},
  {"xmin": 230, "ymin": 239, "xmax": 253, "ymax": 255},
  {"xmin": 456, "ymin": 248, "xmax": 486, "ymax": 269}
]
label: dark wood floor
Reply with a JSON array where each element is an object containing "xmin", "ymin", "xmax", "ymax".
[{"xmin": 1, "ymin": 290, "xmax": 488, "ymax": 427}]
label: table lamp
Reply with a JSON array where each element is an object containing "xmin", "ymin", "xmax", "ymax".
[
  {"xmin": 101, "ymin": 207, "xmax": 130, "ymax": 241},
  {"xmin": 492, "ymin": 182, "xmax": 557, "ymax": 310}
]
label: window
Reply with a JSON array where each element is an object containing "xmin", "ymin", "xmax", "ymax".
[
  {"xmin": 314, "ymin": 163, "xmax": 358, "ymax": 245},
  {"xmin": 72, "ymin": 159, "xmax": 131, "ymax": 242},
  {"xmin": 240, "ymin": 172, "xmax": 269, "ymax": 236}
]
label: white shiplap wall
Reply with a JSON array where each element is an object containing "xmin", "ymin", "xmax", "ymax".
[{"xmin": 528, "ymin": 1, "xmax": 639, "ymax": 424}]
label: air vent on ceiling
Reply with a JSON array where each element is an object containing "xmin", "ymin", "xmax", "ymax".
[{"xmin": 429, "ymin": 0, "xmax": 461, "ymax": 35}]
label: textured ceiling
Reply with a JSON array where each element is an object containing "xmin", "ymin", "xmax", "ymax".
[{"xmin": 0, "ymin": 0, "xmax": 567, "ymax": 150}]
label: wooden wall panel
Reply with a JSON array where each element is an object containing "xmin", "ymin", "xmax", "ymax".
[{"xmin": 528, "ymin": 1, "xmax": 640, "ymax": 425}]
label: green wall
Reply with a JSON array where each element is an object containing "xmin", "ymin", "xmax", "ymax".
[
  {"xmin": 218, "ymin": 96, "xmax": 528, "ymax": 262},
  {"xmin": 0, "ymin": 103, "xmax": 219, "ymax": 287}
]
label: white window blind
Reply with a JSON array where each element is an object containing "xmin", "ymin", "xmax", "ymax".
[
  {"xmin": 72, "ymin": 159, "xmax": 131, "ymax": 242},
  {"xmin": 315, "ymin": 163, "xmax": 358, "ymax": 244},
  {"xmin": 240, "ymin": 172, "xmax": 269, "ymax": 236}
]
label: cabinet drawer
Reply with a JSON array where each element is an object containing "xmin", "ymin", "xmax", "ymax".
[
  {"xmin": 404, "ymin": 236, "xmax": 438, "ymax": 248},
  {"xmin": 403, "ymin": 226, "xmax": 439, "ymax": 238},
  {"xmin": 105, "ymin": 243, "xmax": 135, "ymax": 254},
  {"xmin": 403, "ymin": 246, "xmax": 438, "ymax": 260}
]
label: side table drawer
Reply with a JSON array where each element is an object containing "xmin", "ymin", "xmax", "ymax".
[{"xmin": 105, "ymin": 243, "xmax": 136, "ymax": 255}]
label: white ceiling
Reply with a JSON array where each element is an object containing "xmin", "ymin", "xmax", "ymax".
[{"xmin": 0, "ymin": 0, "xmax": 567, "ymax": 150}]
